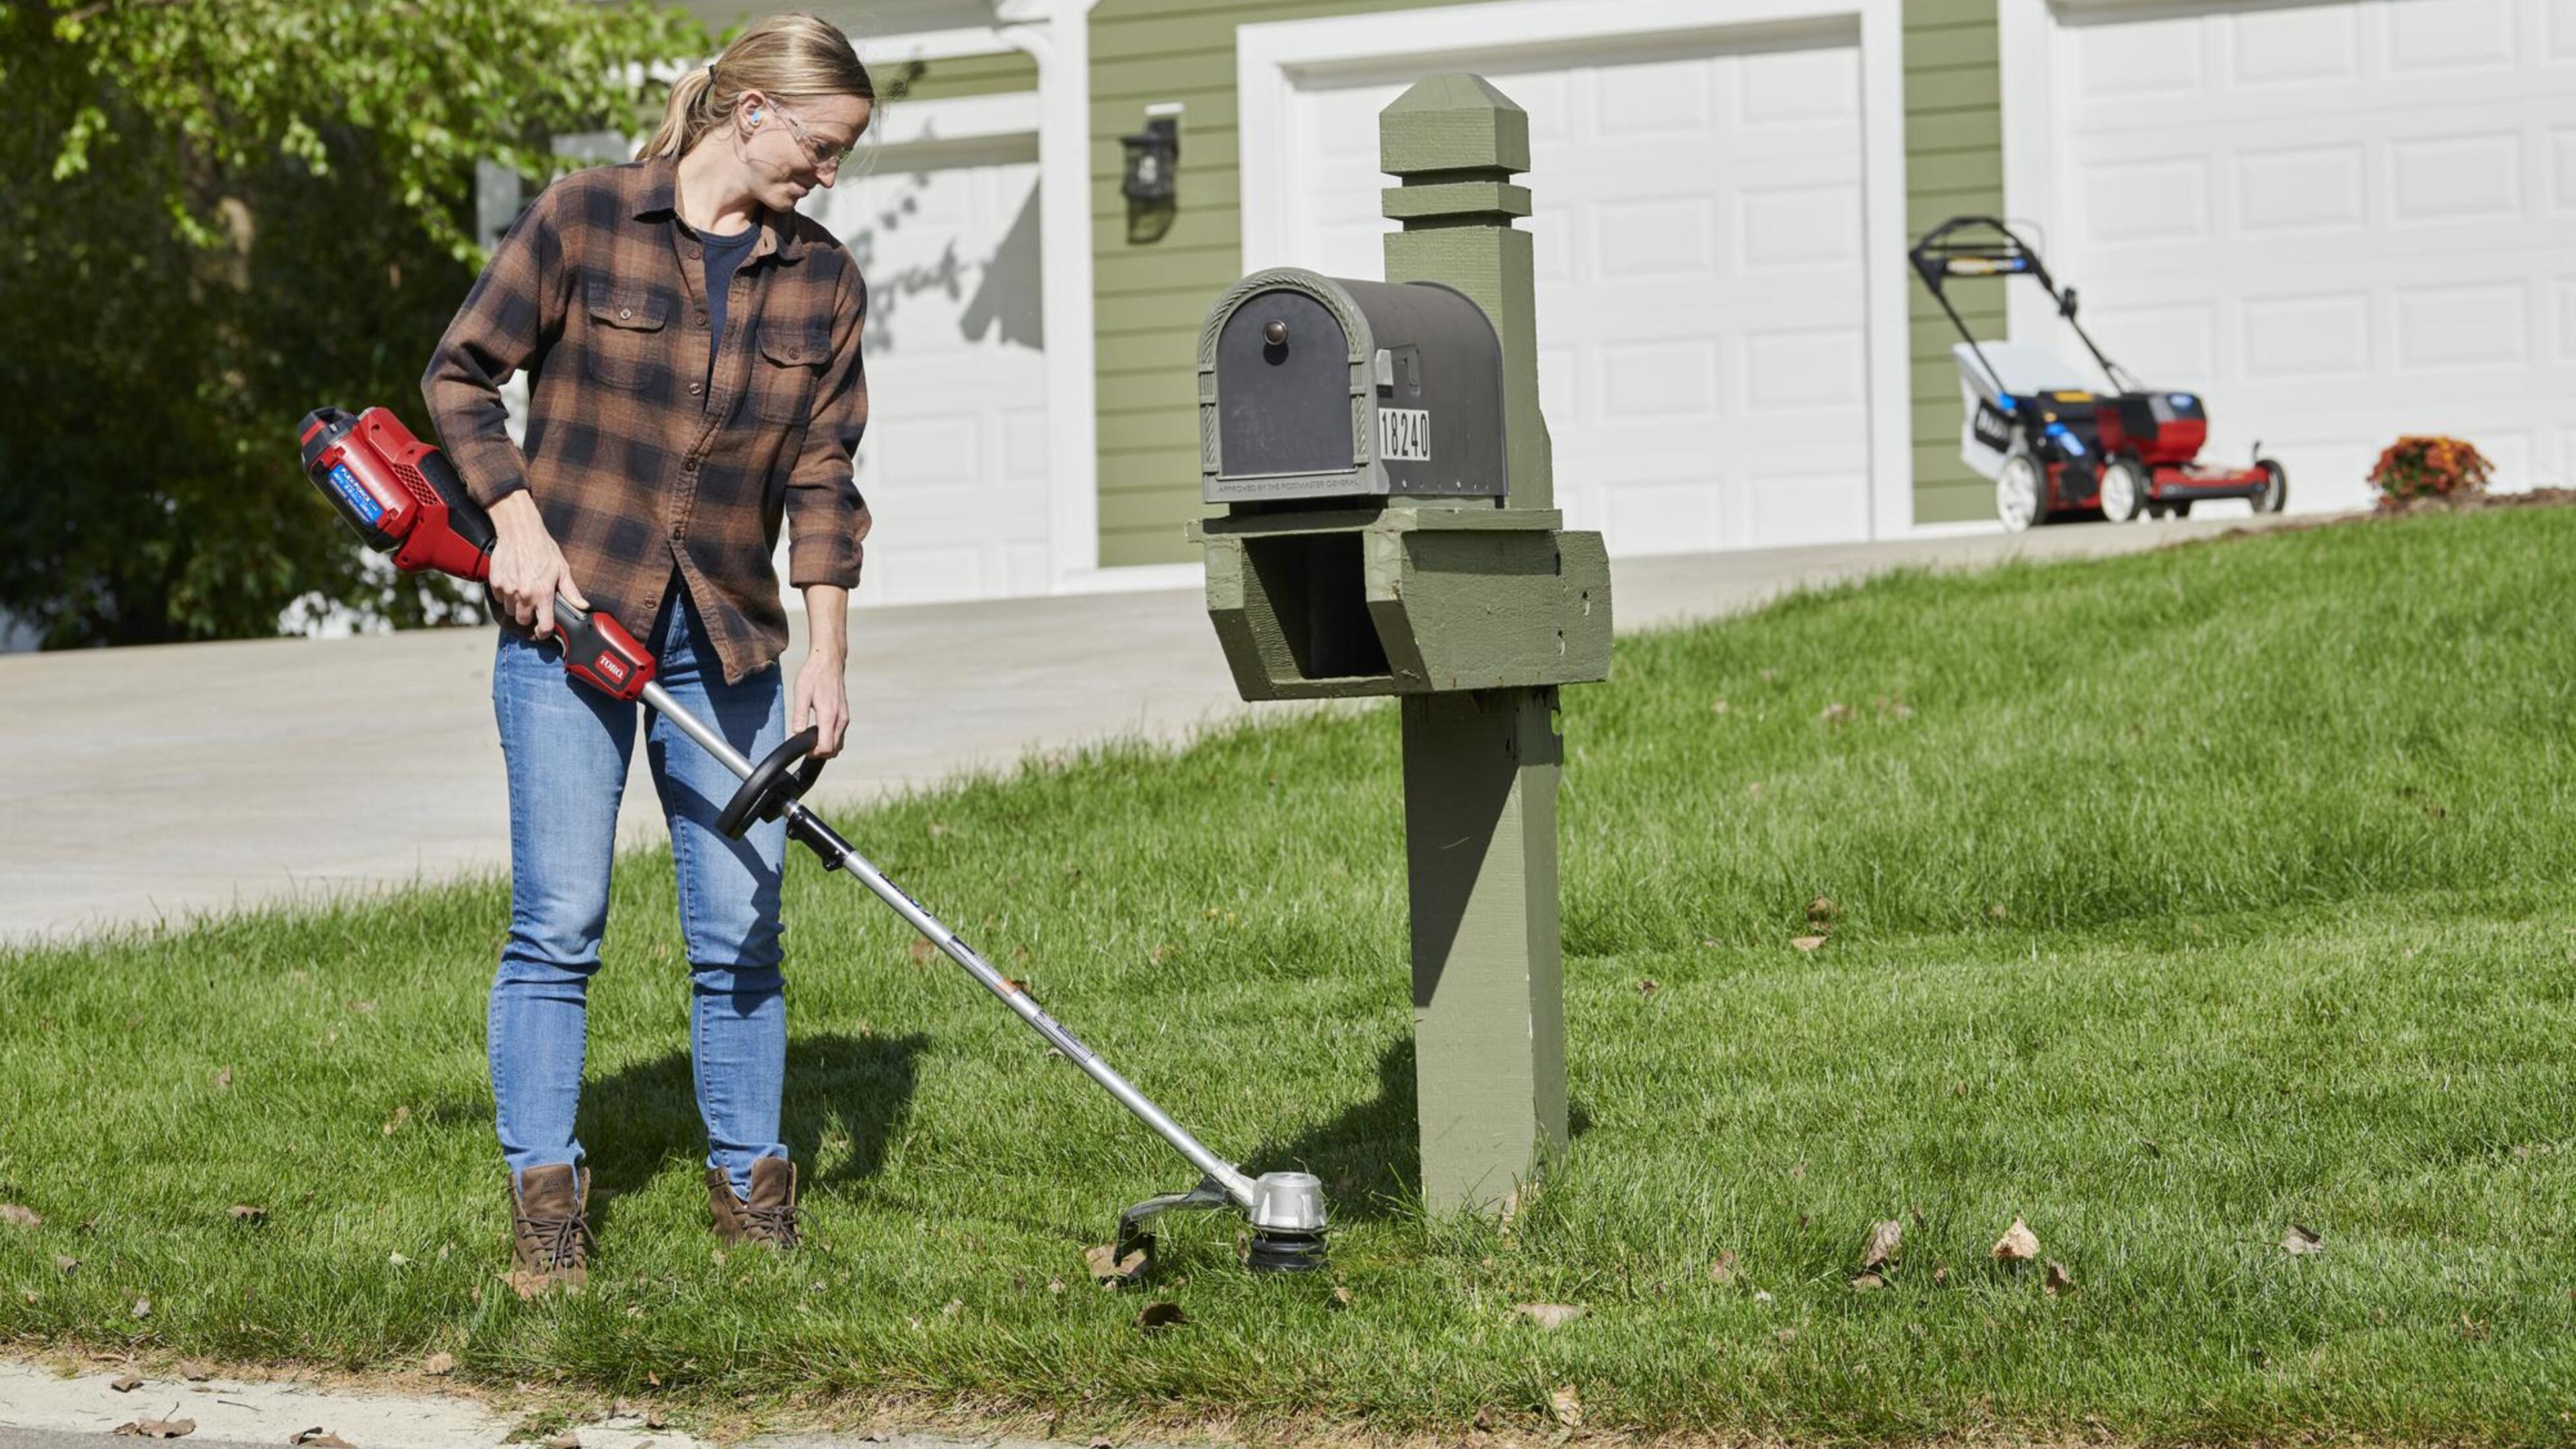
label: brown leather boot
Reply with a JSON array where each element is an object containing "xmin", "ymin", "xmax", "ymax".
[
  {"xmin": 506, "ymin": 1163, "xmax": 591, "ymax": 1294},
  {"xmin": 705, "ymin": 1157, "xmax": 801, "ymax": 1250}
]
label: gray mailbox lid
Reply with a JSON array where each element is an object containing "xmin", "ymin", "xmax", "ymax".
[{"xmin": 1198, "ymin": 268, "xmax": 1507, "ymax": 504}]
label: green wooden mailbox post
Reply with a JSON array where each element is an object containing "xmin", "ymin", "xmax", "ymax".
[{"xmin": 1187, "ymin": 73, "xmax": 1613, "ymax": 1213}]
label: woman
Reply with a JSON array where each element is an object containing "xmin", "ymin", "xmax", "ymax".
[{"xmin": 421, "ymin": 13, "xmax": 875, "ymax": 1290}]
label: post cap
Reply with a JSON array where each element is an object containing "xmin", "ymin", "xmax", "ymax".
[{"xmin": 1380, "ymin": 72, "xmax": 1530, "ymax": 178}]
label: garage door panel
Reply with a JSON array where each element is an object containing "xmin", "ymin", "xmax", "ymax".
[
  {"xmin": 2393, "ymin": 282, "xmax": 2532, "ymax": 372},
  {"xmin": 2236, "ymin": 144, "xmax": 2369, "ymax": 234},
  {"xmin": 1739, "ymin": 184, "xmax": 1866, "ymax": 271},
  {"xmin": 1738, "ymin": 44, "xmax": 1863, "ymax": 127},
  {"xmin": 2386, "ymin": 0, "xmax": 2517, "ymax": 71},
  {"xmin": 2388, "ymin": 131, "xmax": 2524, "ymax": 222},
  {"xmin": 2231, "ymin": 4, "xmax": 2365, "ymax": 83}
]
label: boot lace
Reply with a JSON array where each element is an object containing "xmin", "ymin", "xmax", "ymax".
[
  {"xmin": 515, "ymin": 1211, "xmax": 591, "ymax": 1270},
  {"xmin": 744, "ymin": 1202, "xmax": 801, "ymax": 1248}
]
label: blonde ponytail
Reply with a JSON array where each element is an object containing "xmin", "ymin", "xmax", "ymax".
[{"xmin": 635, "ymin": 13, "xmax": 875, "ymax": 162}]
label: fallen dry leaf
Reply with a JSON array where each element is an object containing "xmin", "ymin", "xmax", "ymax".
[
  {"xmin": 1708, "ymin": 1248, "xmax": 1738, "ymax": 1285},
  {"xmin": 1549, "ymin": 1385, "xmax": 1583, "ymax": 1430},
  {"xmin": 2458, "ymin": 1312, "xmax": 2487, "ymax": 1342},
  {"xmin": 941, "ymin": 1297, "xmax": 964, "ymax": 1319},
  {"xmin": 1790, "ymin": 935, "xmax": 1828, "ymax": 952},
  {"xmin": 1861, "ymin": 1219, "xmax": 1903, "ymax": 1271},
  {"xmin": 2282, "ymin": 1223, "xmax": 2325, "ymax": 1256},
  {"xmin": 1808, "ymin": 896, "xmax": 1838, "ymax": 923},
  {"xmin": 131, "ymin": 1296, "xmax": 153, "ymax": 1320},
  {"xmin": 1330, "ymin": 1285, "xmax": 1354, "ymax": 1309},
  {"xmin": 227, "ymin": 1205, "xmax": 266, "ymax": 1224},
  {"xmin": 177, "ymin": 1361, "xmax": 212, "ymax": 1382},
  {"xmin": 1135, "ymin": 1301, "xmax": 1188, "ymax": 1332},
  {"xmin": 213, "ymin": 1069, "xmax": 233, "ymax": 1090},
  {"xmin": 542, "ymin": 1434, "xmax": 581, "ymax": 1449},
  {"xmin": 1991, "ymin": 1218, "xmax": 2040, "ymax": 1262},
  {"xmin": 1149, "ymin": 943, "xmax": 1174, "ymax": 965},
  {"xmin": 1636, "ymin": 978, "xmax": 1660, "ymax": 998},
  {"xmin": 112, "ymin": 1419, "xmax": 194, "ymax": 1439},
  {"xmin": 1513, "ymin": 1302, "xmax": 1585, "ymax": 1330},
  {"xmin": 345, "ymin": 999, "xmax": 377, "ymax": 1015},
  {"xmin": 110, "ymin": 1374, "xmax": 143, "ymax": 1392},
  {"xmin": 54, "ymin": 1254, "xmax": 78, "ymax": 1275},
  {"xmin": 1987, "ymin": 903, "xmax": 2010, "ymax": 921},
  {"xmin": 1819, "ymin": 701, "xmax": 1855, "ymax": 725},
  {"xmin": 379, "ymin": 1106, "xmax": 410, "ymax": 1137},
  {"xmin": 1850, "ymin": 1273, "xmax": 1884, "ymax": 1291},
  {"xmin": 421, "ymin": 1353, "xmax": 455, "ymax": 1377},
  {"xmin": 908, "ymin": 937, "xmax": 935, "ymax": 966},
  {"xmin": 291, "ymin": 1431, "xmax": 357, "ymax": 1448},
  {"xmin": 645, "ymin": 1409, "xmax": 666, "ymax": 1429},
  {"xmin": 1083, "ymin": 1243, "xmax": 1147, "ymax": 1285},
  {"xmin": 2044, "ymin": 1261, "xmax": 2075, "ymax": 1297},
  {"xmin": 0, "ymin": 1204, "xmax": 40, "ymax": 1229},
  {"xmin": 1933, "ymin": 1264, "xmax": 1950, "ymax": 1286},
  {"xmin": 1711, "ymin": 699, "xmax": 1732, "ymax": 716}
]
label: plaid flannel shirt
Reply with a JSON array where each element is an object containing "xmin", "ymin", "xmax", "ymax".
[{"xmin": 422, "ymin": 155, "xmax": 871, "ymax": 685}]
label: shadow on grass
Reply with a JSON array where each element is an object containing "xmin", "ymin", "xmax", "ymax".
[
  {"xmin": 441, "ymin": 1030, "xmax": 928, "ymax": 1231},
  {"xmin": 1249, "ymin": 1038, "xmax": 1592, "ymax": 1220}
]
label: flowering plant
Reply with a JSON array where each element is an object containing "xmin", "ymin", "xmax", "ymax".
[{"xmin": 2369, "ymin": 436, "xmax": 2493, "ymax": 507}]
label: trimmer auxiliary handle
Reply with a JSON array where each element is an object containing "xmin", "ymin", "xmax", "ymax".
[{"xmin": 295, "ymin": 404, "xmax": 1323, "ymax": 1274}]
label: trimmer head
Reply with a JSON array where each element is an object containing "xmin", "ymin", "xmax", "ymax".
[
  {"xmin": 1115, "ymin": 1170, "xmax": 1329, "ymax": 1277},
  {"xmin": 1244, "ymin": 1171, "xmax": 1327, "ymax": 1274}
]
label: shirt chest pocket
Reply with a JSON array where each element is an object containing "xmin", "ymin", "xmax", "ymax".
[
  {"xmin": 582, "ymin": 284, "xmax": 670, "ymax": 392},
  {"xmin": 750, "ymin": 323, "xmax": 830, "ymax": 426}
]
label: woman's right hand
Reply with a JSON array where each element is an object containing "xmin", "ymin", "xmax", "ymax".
[{"xmin": 486, "ymin": 492, "xmax": 588, "ymax": 640}]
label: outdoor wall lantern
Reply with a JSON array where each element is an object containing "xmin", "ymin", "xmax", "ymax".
[{"xmin": 1121, "ymin": 103, "xmax": 1182, "ymax": 204}]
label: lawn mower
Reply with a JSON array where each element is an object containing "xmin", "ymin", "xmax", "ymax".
[
  {"xmin": 295, "ymin": 404, "xmax": 1327, "ymax": 1277},
  {"xmin": 1910, "ymin": 216, "xmax": 2287, "ymax": 531}
]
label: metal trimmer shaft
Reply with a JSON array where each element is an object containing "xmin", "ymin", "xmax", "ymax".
[{"xmin": 641, "ymin": 681, "xmax": 1266, "ymax": 1212}]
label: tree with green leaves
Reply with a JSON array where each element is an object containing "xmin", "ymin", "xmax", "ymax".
[{"xmin": 0, "ymin": 0, "xmax": 709, "ymax": 648}]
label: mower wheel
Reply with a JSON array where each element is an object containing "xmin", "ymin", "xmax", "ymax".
[
  {"xmin": 1996, "ymin": 454, "xmax": 2045, "ymax": 532},
  {"xmin": 2253, "ymin": 459, "xmax": 2288, "ymax": 514},
  {"xmin": 2099, "ymin": 458, "xmax": 2147, "ymax": 522}
]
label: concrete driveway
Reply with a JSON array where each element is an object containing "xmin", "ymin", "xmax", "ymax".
[{"xmin": 0, "ymin": 514, "xmax": 2294, "ymax": 945}]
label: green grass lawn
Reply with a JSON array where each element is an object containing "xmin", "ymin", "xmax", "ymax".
[{"xmin": 7, "ymin": 507, "xmax": 2576, "ymax": 1445}]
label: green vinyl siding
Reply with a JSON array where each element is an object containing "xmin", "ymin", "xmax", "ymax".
[
  {"xmin": 882, "ymin": 49, "xmax": 1039, "ymax": 105},
  {"xmin": 1902, "ymin": 0, "xmax": 2005, "ymax": 524},
  {"xmin": 1087, "ymin": 0, "xmax": 2010, "ymax": 561}
]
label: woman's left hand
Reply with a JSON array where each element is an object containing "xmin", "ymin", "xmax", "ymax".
[{"xmin": 792, "ymin": 648, "xmax": 850, "ymax": 760}]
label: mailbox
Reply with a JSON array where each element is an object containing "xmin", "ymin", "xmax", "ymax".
[{"xmin": 1199, "ymin": 269, "xmax": 1507, "ymax": 504}]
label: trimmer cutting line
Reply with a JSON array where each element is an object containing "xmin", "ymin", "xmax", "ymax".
[{"xmin": 296, "ymin": 404, "xmax": 1326, "ymax": 1275}]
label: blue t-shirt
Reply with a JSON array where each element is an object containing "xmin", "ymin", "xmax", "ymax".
[{"xmin": 699, "ymin": 223, "xmax": 760, "ymax": 386}]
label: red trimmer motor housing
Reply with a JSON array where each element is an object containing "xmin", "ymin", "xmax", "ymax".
[
  {"xmin": 298, "ymin": 406, "xmax": 497, "ymax": 583},
  {"xmin": 296, "ymin": 405, "xmax": 658, "ymax": 703}
]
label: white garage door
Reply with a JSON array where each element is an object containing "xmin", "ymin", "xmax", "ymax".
[
  {"xmin": 1280, "ymin": 36, "xmax": 1873, "ymax": 556},
  {"xmin": 2039, "ymin": 0, "xmax": 2576, "ymax": 512},
  {"xmin": 793, "ymin": 129, "xmax": 1050, "ymax": 606}
]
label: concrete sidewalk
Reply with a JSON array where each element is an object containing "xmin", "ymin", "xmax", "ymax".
[{"xmin": 0, "ymin": 514, "xmax": 2293, "ymax": 944}]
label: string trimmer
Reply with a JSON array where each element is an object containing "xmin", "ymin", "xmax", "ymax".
[{"xmin": 295, "ymin": 405, "xmax": 1327, "ymax": 1275}]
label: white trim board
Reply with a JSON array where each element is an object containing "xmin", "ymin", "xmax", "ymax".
[
  {"xmin": 994, "ymin": 0, "xmax": 1109, "ymax": 593},
  {"xmin": 1236, "ymin": 0, "xmax": 1916, "ymax": 540}
]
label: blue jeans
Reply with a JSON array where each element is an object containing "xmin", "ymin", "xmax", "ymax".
[{"xmin": 489, "ymin": 588, "xmax": 789, "ymax": 1197}]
